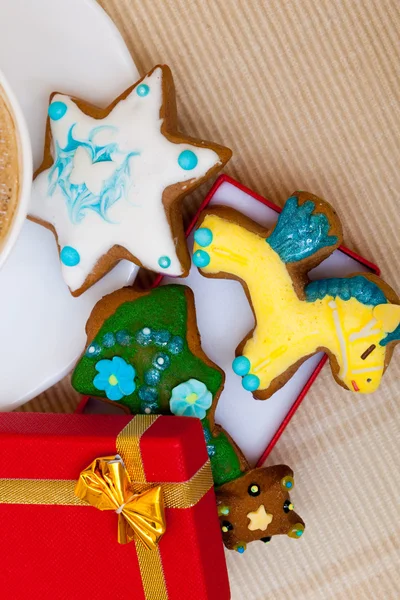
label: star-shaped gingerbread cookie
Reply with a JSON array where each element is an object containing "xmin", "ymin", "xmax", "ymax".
[{"xmin": 30, "ymin": 65, "xmax": 232, "ymax": 296}]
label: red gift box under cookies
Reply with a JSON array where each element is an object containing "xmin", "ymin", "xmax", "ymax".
[{"xmin": 0, "ymin": 413, "xmax": 230, "ymax": 600}]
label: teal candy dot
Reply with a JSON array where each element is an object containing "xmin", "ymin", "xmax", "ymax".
[
  {"xmin": 237, "ymin": 546, "xmax": 245, "ymax": 554},
  {"xmin": 286, "ymin": 481, "xmax": 293, "ymax": 489},
  {"xmin": 48, "ymin": 101, "xmax": 67, "ymax": 121},
  {"xmin": 178, "ymin": 149, "xmax": 198, "ymax": 170},
  {"xmin": 60, "ymin": 246, "xmax": 80, "ymax": 267},
  {"xmin": 232, "ymin": 356, "xmax": 250, "ymax": 376},
  {"xmin": 158, "ymin": 256, "xmax": 171, "ymax": 269},
  {"xmin": 136, "ymin": 84, "xmax": 150, "ymax": 97},
  {"xmin": 296, "ymin": 530, "xmax": 303, "ymax": 537},
  {"xmin": 242, "ymin": 374, "xmax": 260, "ymax": 392},
  {"xmin": 194, "ymin": 227, "xmax": 213, "ymax": 247},
  {"xmin": 193, "ymin": 249, "xmax": 210, "ymax": 268}
]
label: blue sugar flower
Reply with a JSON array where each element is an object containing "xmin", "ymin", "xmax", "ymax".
[
  {"xmin": 170, "ymin": 379, "xmax": 213, "ymax": 420},
  {"xmin": 93, "ymin": 356, "xmax": 136, "ymax": 401}
]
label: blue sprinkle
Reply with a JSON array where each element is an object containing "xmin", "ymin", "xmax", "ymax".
[
  {"xmin": 158, "ymin": 256, "xmax": 171, "ymax": 269},
  {"xmin": 85, "ymin": 343, "xmax": 101, "ymax": 358},
  {"xmin": 296, "ymin": 530, "xmax": 303, "ymax": 537},
  {"xmin": 60, "ymin": 246, "xmax": 80, "ymax": 267},
  {"xmin": 153, "ymin": 330, "xmax": 171, "ymax": 347},
  {"xmin": 207, "ymin": 444, "xmax": 216, "ymax": 458},
  {"xmin": 178, "ymin": 149, "xmax": 198, "ymax": 170},
  {"xmin": 286, "ymin": 481, "xmax": 293, "ymax": 489},
  {"xmin": 242, "ymin": 374, "xmax": 260, "ymax": 392},
  {"xmin": 136, "ymin": 84, "xmax": 150, "ymax": 97},
  {"xmin": 145, "ymin": 368, "xmax": 161, "ymax": 386},
  {"xmin": 237, "ymin": 546, "xmax": 245, "ymax": 554},
  {"xmin": 167, "ymin": 335, "xmax": 184, "ymax": 355},
  {"xmin": 102, "ymin": 332, "xmax": 116, "ymax": 348},
  {"xmin": 138, "ymin": 386, "xmax": 158, "ymax": 402},
  {"xmin": 135, "ymin": 327, "xmax": 153, "ymax": 346},
  {"xmin": 153, "ymin": 352, "xmax": 170, "ymax": 370},
  {"xmin": 141, "ymin": 402, "xmax": 159, "ymax": 415},
  {"xmin": 232, "ymin": 356, "xmax": 251, "ymax": 376},
  {"xmin": 193, "ymin": 249, "xmax": 210, "ymax": 268},
  {"xmin": 48, "ymin": 101, "xmax": 67, "ymax": 121},
  {"xmin": 116, "ymin": 330, "xmax": 133, "ymax": 346},
  {"xmin": 194, "ymin": 227, "xmax": 213, "ymax": 247}
]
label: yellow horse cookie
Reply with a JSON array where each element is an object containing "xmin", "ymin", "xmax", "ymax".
[{"xmin": 192, "ymin": 193, "xmax": 400, "ymax": 398}]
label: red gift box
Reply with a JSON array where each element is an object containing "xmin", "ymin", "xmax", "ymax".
[{"xmin": 0, "ymin": 413, "xmax": 230, "ymax": 600}]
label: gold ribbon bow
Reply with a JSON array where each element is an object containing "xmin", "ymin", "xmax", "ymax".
[{"xmin": 75, "ymin": 455, "xmax": 166, "ymax": 549}]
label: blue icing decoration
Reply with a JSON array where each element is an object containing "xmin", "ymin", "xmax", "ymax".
[
  {"xmin": 141, "ymin": 402, "xmax": 159, "ymax": 414},
  {"xmin": 93, "ymin": 357, "xmax": 136, "ymax": 401},
  {"xmin": 136, "ymin": 84, "xmax": 150, "ymax": 97},
  {"xmin": 266, "ymin": 196, "xmax": 338, "ymax": 263},
  {"xmin": 305, "ymin": 276, "xmax": 387, "ymax": 307},
  {"xmin": 48, "ymin": 124, "xmax": 139, "ymax": 223},
  {"xmin": 206, "ymin": 444, "xmax": 216, "ymax": 458},
  {"xmin": 167, "ymin": 335, "xmax": 184, "ymax": 355},
  {"xmin": 135, "ymin": 327, "xmax": 153, "ymax": 346},
  {"xmin": 193, "ymin": 249, "xmax": 210, "ymax": 268},
  {"xmin": 232, "ymin": 356, "xmax": 250, "ymax": 376},
  {"xmin": 158, "ymin": 256, "xmax": 171, "ymax": 269},
  {"xmin": 145, "ymin": 368, "xmax": 161, "ymax": 385},
  {"xmin": 242, "ymin": 374, "xmax": 260, "ymax": 391},
  {"xmin": 138, "ymin": 385, "xmax": 159, "ymax": 415},
  {"xmin": 102, "ymin": 332, "xmax": 116, "ymax": 348},
  {"xmin": 48, "ymin": 101, "xmax": 67, "ymax": 121},
  {"xmin": 380, "ymin": 323, "xmax": 400, "ymax": 347},
  {"xmin": 153, "ymin": 330, "xmax": 171, "ymax": 347},
  {"xmin": 194, "ymin": 227, "xmax": 213, "ymax": 247},
  {"xmin": 116, "ymin": 330, "xmax": 133, "ymax": 346},
  {"xmin": 203, "ymin": 421, "xmax": 217, "ymax": 458},
  {"xmin": 178, "ymin": 149, "xmax": 198, "ymax": 170},
  {"xmin": 60, "ymin": 246, "xmax": 80, "ymax": 267},
  {"xmin": 85, "ymin": 342, "xmax": 101, "ymax": 358},
  {"xmin": 152, "ymin": 352, "xmax": 170, "ymax": 370},
  {"xmin": 138, "ymin": 385, "xmax": 158, "ymax": 404},
  {"xmin": 296, "ymin": 530, "xmax": 303, "ymax": 537}
]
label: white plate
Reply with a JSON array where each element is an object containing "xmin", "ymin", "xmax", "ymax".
[{"xmin": 0, "ymin": 0, "xmax": 140, "ymax": 409}]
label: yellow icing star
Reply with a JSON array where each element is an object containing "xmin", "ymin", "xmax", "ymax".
[{"xmin": 247, "ymin": 505, "xmax": 273, "ymax": 532}]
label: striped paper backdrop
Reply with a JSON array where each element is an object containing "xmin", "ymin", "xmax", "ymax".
[{"xmin": 22, "ymin": 1, "xmax": 400, "ymax": 598}]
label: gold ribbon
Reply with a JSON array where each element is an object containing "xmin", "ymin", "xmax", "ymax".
[
  {"xmin": 0, "ymin": 415, "xmax": 214, "ymax": 600},
  {"xmin": 75, "ymin": 455, "xmax": 166, "ymax": 549}
]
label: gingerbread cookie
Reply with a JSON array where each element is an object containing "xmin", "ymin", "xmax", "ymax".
[
  {"xmin": 216, "ymin": 466, "xmax": 304, "ymax": 552},
  {"xmin": 72, "ymin": 284, "xmax": 305, "ymax": 552},
  {"xmin": 30, "ymin": 65, "xmax": 232, "ymax": 296},
  {"xmin": 72, "ymin": 284, "xmax": 247, "ymax": 485},
  {"xmin": 192, "ymin": 194, "xmax": 400, "ymax": 398}
]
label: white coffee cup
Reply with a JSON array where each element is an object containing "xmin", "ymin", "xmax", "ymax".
[{"xmin": 0, "ymin": 68, "xmax": 32, "ymax": 270}]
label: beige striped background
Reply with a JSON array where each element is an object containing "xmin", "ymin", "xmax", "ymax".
[{"xmin": 22, "ymin": 1, "xmax": 400, "ymax": 598}]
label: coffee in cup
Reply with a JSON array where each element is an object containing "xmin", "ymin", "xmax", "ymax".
[{"xmin": 0, "ymin": 83, "xmax": 20, "ymax": 248}]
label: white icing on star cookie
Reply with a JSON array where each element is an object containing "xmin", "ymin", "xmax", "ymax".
[{"xmin": 30, "ymin": 67, "xmax": 225, "ymax": 294}]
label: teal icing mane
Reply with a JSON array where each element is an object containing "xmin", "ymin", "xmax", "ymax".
[
  {"xmin": 380, "ymin": 324, "xmax": 400, "ymax": 346},
  {"xmin": 266, "ymin": 196, "xmax": 338, "ymax": 263},
  {"xmin": 306, "ymin": 276, "xmax": 400, "ymax": 347},
  {"xmin": 48, "ymin": 124, "xmax": 139, "ymax": 223},
  {"xmin": 305, "ymin": 276, "xmax": 387, "ymax": 306}
]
